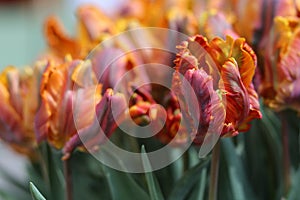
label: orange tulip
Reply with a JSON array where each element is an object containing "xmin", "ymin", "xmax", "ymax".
[
  {"xmin": 35, "ymin": 57, "xmax": 101, "ymax": 150},
  {"xmin": 127, "ymin": 86, "xmax": 190, "ymax": 145},
  {"xmin": 198, "ymin": 11, "xmax": 239, "ymax": 40},
  {"xmin": 126, "ymin": 35, "xmax": 261, "ymax": 145},
  {"xmin": 174, "ymin": 35, "xmax": 262, "ymax": 138},
  {"xmin": 0, "ymin": 63, "xmax": 44, "ymax": 158},
  {"xmin": 44, "ymin": 6, "xmax": 115, "ymax": 60},
  {"xmin": 35, "ymin": 56, "xmax": 128, "ymax": 159},
  {"xmin": 260, "ymin": 16, "xmax": 300, "ymax": 112}
]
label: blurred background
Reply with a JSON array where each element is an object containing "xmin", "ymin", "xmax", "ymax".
[{"xmin": 0, "ymin": 0, "xmax": 124, "ymax": 68}]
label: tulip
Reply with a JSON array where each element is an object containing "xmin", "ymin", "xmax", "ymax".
[
  {"xmin": 90, "ymin": 47, "xmax": 149, "ymax": 92},
  {"xmin": 77, "ymin": 5, "xmax": 115, "ymax": 52},
  {"xmin": 260, "ymin": 16, "xmax": 300, "ymax": 112},
  {"xmin": 44, "ymin": 6, "xmax": 116, "ymax": 60},
  {"xmin": 34, "ymin": 58, "xmax": 101, "ymax": 151},
  {"xmin": 117, "ymin": 0, "xmax": 167, "ymax": 27},
  {"xmin": 198, "ymin": 11, "xmax": 239, "ymax": 40},
  {"xmin": 167, "ymin": 7, "xmax": 198, "ymax": 36},
  {"xmin": 63, "ymin": 88, "xmax": 127, "ymax": 159},
  {"xmin": 44, "ymin": 5, "xmax": 152, "ymax": 93},
  {"xmin": 128, "ymin": 87, "xmax": 156, "ymax": 126},
  {"xmin": 174, "ymin": 35, "xmax": 262, "ymax": 139},
  {"xmin": 0, "ymin": 62, "xmax": 45, "ymax": 158},
  {"xmin": 171, "ymin": 58, "xmax": 226, "ymax": 145},
  {"xmin": 123, "ymin": 85, "xmax": 190, "ymax": 146},
  {"xmin": 156, "ymin": 92, "xmax": 187, "ymax": 145}
]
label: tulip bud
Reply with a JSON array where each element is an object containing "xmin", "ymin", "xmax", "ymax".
[{"xmin": 63, "ymin": 89, "xmax": 127, "ymax": 159}]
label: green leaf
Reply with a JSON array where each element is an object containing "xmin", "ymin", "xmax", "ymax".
[
  {"xmin": 220, "ymin": 139, "xmax": 256, "ymax": 200},
  {"xmin": 288, "ymin": 167, "xmax": 300, "ymax": 200},
  {"xmin": 141, "ymin": 145, "xmax": 164, "ymax": 200},
  {"xmin": 153, "ymin": 149, "xmax": 185, "ymax": 196},
  {"xmin": 281, "ymin": 110, "xmax": 300, "ymax": 168},
  {"xmin": 187, "ymin": 147, "xmax": 200, "ymax": 168},
  {"xmin": 260, "ymin": 107, "xmax": 283, "ymax": 199},
  {"xmin": 38, "ymin": 143, "xmax": 65, "ymax": 200},
  {"xmin": 98, "ymin": 147, "xmax": 150, "ymax": 200},
  {"xmin": 70, "ymin": 152, "xmax": 111, "ymax": 200},
  {"xmin": 188, "ymin": 167, "xmax": 207, "ymax": 200},
  {"xmin": 102, "ymin": 165, "xmax": 150, "ymax": 200},
  {"xmin": 29, "ymin": 182, "xmax": 46, "ymax": 200},
  {"xmin": 241, "ymin": 104, "xmax": 283, "ymax": 200},
  {"xmin": 0, "ymin": 189, "xmax": 14, "ymax": 200},
  {"xmin": 167, "ymin": 157, "xmax": 210, "ymax": 200}
]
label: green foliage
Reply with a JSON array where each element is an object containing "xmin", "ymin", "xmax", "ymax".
[
  {"xmin": 141, "ymin": 145, "xmax": 164, "ymax": 200},
  {"xmin": 288, "ymin": 167, "xmax": 300, "ymax": 200},
  {"xmin": 29, "ymin": 182, "xmax": 46, "ymax": 200},
  {"xmin": 218, "ymin": 139, "xmax": 256, "ymax": 200},
  {"xmin": 0, "ymin": 105, "xmax": 299, "ymax": 200},
  {"xmin": 167, "ymin": 157, "xmax": 209, "ymax": 200}
]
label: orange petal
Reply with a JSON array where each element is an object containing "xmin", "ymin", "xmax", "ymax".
[
  {"xmin": 45, "ymin": 16, "xmax": 81, "ymax": 58},
  {"xmin": 220, "ymin": 58, "xmax": 250, "ymax": 135}
]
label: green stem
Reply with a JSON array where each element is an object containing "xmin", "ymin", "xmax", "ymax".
[
  {"xmin": 37, "ymin": 146, "xmax": 50, "ymax": 190},
  {"xmin": 208, "ymin": 140, "xmax": 220, "ymax": 200},
  {"xmin": 281, "ymin": 115, "xmax": 291, "ymax": 196},
  {"xmin": 64, "ymin": 158, "xmax": 73, "ymax": 200}
]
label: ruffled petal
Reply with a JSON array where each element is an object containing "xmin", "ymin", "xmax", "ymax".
[
  {"xmin": 220, "ymin": 58, "xmax": 250, "ymax": 135},
  {"xmin": 184, "ymin": 68, "xmax": 226, "ymax": 143},
  {"xmin": 261, "ymin": 16, "xmax": 300, "ymax": 113}
]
